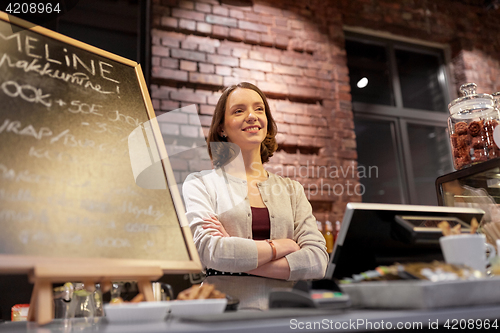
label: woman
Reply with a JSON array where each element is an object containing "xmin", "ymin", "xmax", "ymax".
[{"xmin": 182, "ymin": 82, "xmax": 328, "ymax": 310}]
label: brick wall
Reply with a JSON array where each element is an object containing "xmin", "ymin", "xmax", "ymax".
[{"xmin": 150, "ymin": 0, "xmax": 500, "ymax": 224}]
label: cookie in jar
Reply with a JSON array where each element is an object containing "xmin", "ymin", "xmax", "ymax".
[{"xmin": 448, "ymin": 83, "xmax": 499, "ymax": 170}]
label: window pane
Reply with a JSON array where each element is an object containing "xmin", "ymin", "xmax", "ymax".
[
  {"xmin": 354, "ymin": 117, "xmax": 404, "ymax": 203},
  {"xmin": 407, "ymin": 124, "xmax": 454, "ymax": 205},
  {"xmin": 395, "ymin": 49, "xmax": 446, "ymax": 112},
  {"xmin": 346, "ymin": 40, "xmax": 395, "ymax": 106}
]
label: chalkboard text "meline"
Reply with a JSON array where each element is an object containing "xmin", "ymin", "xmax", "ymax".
[{"xmin": 0, "ymin": 31, "xmax": 119, "ymax": 84}]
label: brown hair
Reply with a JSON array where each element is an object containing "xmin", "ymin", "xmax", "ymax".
[{"xmin": 207, "ymin": 82, "xmax": 278, "ymax": 168}]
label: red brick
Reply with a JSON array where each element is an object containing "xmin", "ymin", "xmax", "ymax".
[
  {"xmin": 264, "ymin": 53, "xmax": 280, "ymax": 63},
  {"xmin": 200, "ymin": 104, "xmax": 215, "ymax": 115},
  {"xmin": 275, "ymin": 35, "xmax": 289, "ymax": 49},
  {"xmin": 217, "ymin": 46, "xmax": 231, "ymax": 56},
  {"xmin": 152, "ymin": 56, "xmax": 160, "ymax": 66},
  {"xmin": 160, "ymin": 100, "xmax": 181, "ymax": 111},
  {"xmin": 179, "ymin": 0, "xmax": 194, "ymax": 10},
  {"xmin": 260, "ymin": 34, "xmax": 274, "ymax": 46},
  {"xmin": 207, "ymin": 54, "xmax": 239, "ymax": 66},
  {"xmin": 185, "ymin": 35, "xmax": 221, "ymax": 47},
  {"xmin": 257, "ymin": 81, "xmax": 288, "ymax": 96},
  {"xmin": 199, "ymin": 63, "xmax": 215, "ymax": 73},
  {"xmin": 151, "ymin": 85, "xmax": 173, "ymax": 98},
  {"xmin": 275, "ymin": 101, "xmax": 305, "ymax": 114},
  {"xmin": 233, "ymin": 68, "xmax": 251, "ymax": 78},
  {"xmin": 290, "ymin": 39, "xmax": 304, "ymax": 52},
  {"xmin": 199, "ymin": 43, "xmax": 215, "ymax": 54},
  {"xmin": 171, "ymin": 89, "xmax": 207, "ymax": 104},
  {"xmin": 245, "ymin": 12, "xmax": 262, "ymax": 23},
  {"xmin": 198, "ymin": 115, "xmax": 213, "ymax": 127},
  {"xmin": 249, "ymin": 51, "xmax": 264, "ymax": 61},
  {"xmin": 224, "ymin": 76, "xmax": 246, "ymax": 86},
  {"xmin": 161, "ymin": 17, "xmax": 178, "ymax": 29},
  {"xmin": 206, "ymin": 14, "xmax": 237, "ymax": 27},
  {"xmin": 215, "ymin": 65, "xmax": 232, "ymax": 76},
  {"xmin": 179, "ymin": 18, "xmax": 196, "ymax": 31},
  {"xmin": 180, "ymin": 60, "xmax": 197, "ymax": 71},
  {"xmin": 232, "ymin": 48, "xmax": 248, "ymax": 58},
  {"xmin": 195, "ymin": 2, "xmax": 211, "ymax": 13},
  {"xmin": 229, "ymin": 28, "xmax": 245, "ymax": 41},
  {"xmin": 212, "ymin": 5, "xmax": 228, "ymax": 16},
  {"xmin": 161, "ymin": 37, "xmax": 180, "ymax": 48},
  {"xmin": 189, "ymin": 72, "xmax": 223, "ymax": 85},
  {"xmin": 197, "ymin": 22, "xmax": 212, "ymax": 34},
  {"xmin": 273, "ymin": 64, "xmax": 301, "ymax": 76},
  {"xmin": 280, "ymin": 55, "xmax": 294, "ymax": 65},
  {"xmin": 152, "ymin": 67, "xmax": 188, "ymax": 81},
  {"xmin": 229, "ymin": 9, "xmax": 244, "ymax": 19},
  {"xmin": 238, "ymin": 20, "xmax": 268, "ymax": 33},
  {"xmin": 171, "ymin": 49, "xmax": 206, "ymax": 62},
  {"xmin": 213, "ymin": 25, "xmax": 229, "ymax": 38},
  {"xmin": 161, "ymin": 58, "xmax": 179, "ymax": 69},
  {"xmin": 181, "ymin": 41, "xmax": 198, "ymax": 50},
  {"xmin": 208, "ymin": 94, "xmax": 220, "ymax": 105},
  {"xmin": 251, "ymin": 71, "xmax": 265, "ymax": 81},
  {"xmin": 275, "ymin": 17, "xmax": 288, "ymax": 27},
  {"xmin": 152, "ymin": 98, "xmax": 160, "ymax": 110},
  {"xmin": 240, "ymin": 59, "xmax": 273, "ymax": 72},
  {"xmin": 253, "ymin": 3, "xmax": 282, "ymax": 16},
  {"xmin": 172, "ymin": 8, "xmax": 205, "ymax": 21},
  {"xmin": 152, "ymin": 45, "xmax": 170, "ymax": 57},
  {"xmin": 266, "ymin": 73, "xmax": 282, "ymax": 83},
  {"xmin": 244, "ymin": 31, "xmax": 260, "ymax": 44},
  {"xmin": 293, "ymin": 57, "xmax": 309, "ymax": 68}
]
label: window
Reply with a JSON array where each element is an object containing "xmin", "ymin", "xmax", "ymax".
[{"xmin": 346, "ymin": 32, "xmax": 454, "ymax": 205}]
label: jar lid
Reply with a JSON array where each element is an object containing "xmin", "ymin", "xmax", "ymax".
[
  {"xmin": 448, "ymin": 83, "xmax": 494, "ymax": 115},
  {"xmin": 493, "ymin": 92, "xmax": 500, "ymax": 106}
]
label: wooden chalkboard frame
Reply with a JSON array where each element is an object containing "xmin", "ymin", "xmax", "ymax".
[{"xmin": 0, "ymin": 12, "xmax": 202, "ymax": 274}]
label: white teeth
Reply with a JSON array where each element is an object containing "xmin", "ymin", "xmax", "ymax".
[{"xmin": 244, "ymin": 127, "xmax": 259, "ymax": 131}]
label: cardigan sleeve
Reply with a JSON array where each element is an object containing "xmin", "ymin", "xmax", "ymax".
[
  {"xmin": 284, "ymin": 180, "xmax": 329, "ymax": 281},
  {"xmin": 182, "ymin": 172, "xmax": 259, "ymax": 272}
]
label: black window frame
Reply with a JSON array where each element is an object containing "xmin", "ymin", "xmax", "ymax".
[{"xmin": 346, "ymin": 31, "xmax": 454, "ymax": 205}]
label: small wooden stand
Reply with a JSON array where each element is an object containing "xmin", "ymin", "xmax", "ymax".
[{"xmin": 27, "ymin": 264, "xmax": 163, "ymax": 325}]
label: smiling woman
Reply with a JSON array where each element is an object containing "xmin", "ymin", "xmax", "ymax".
[{"xmin": 182, "ymin": 82, "xmax": 328, "ymax": 310}]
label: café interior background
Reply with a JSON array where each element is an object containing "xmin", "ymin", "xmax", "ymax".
[{"xmin": 27, "ymin": 0, "xmax": 500, "ymax": 226}]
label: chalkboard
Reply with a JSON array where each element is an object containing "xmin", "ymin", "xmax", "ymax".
[{"xmin": 0, "ymin": 12, "xmax": 201, "ymax": 273}]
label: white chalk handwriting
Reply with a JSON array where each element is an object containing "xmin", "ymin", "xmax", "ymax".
[
  {"xmin": 120, "ymin": 201, "xmax": 164, "ymax": 220},
  {"xmin": 68, "ymin": 101, "xmax": 103, "ymax": 117},
  {"xmin": 0, "ymin": 208, "xmax": 48, "ymax": 224},
  {"xmin": 0, "ymin": 119, "xmax": 52, "ymax": 140},
  {"xmin": 0, "ymin": 53, "xmax": 118, "ymax": 94},
  {"xmin": 1, "ymin": 80, "xmax": 51, "ymax": 107},
  {"xmin": 125, "ymin": 223, "xmax": 160, "ymax": 233},
  {"xmin": 0, "ymin": 163, "xmax": 91, "ymax": 188},
  {"xmin": 94, "ymin": 237, "xmax": 131, "ymax": 248},
  {"xmin": 18, "ymin": 229, "xmax": 82, "ymax": 245},
  {"xmin": 0, "ymin": 188, "xmax": 35, "ymax": 202}
]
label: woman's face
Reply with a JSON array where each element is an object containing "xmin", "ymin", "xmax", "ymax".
[{"xmin": 221, "ymin": 88, "xmax": 268, "ymax": 151}]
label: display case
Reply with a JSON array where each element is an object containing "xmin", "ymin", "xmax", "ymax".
[{"xmin": 436, "ymin": 157, "xmax": 500, "ymax": 243}]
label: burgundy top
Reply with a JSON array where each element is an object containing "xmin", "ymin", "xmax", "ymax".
[{"xmin": 251, "ymin": 206, "xmax": 271, "ymax": 240}]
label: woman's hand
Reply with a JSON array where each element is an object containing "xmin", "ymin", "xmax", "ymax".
[
  {"xmin": 255, "ymin": 238, "xmax": 300, "ymax": 266},
  {"xmin": 201, "ymin": 215, "xmax": 230, "ymax": 237},
  {"xmin": 273, "ymin": 238, "xmax": 300, "ymax": 258}
]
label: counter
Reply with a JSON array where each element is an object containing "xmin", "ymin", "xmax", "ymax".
[{"xmin": 3, "ymin": 305, "xmax": 500, "ymax": 332}]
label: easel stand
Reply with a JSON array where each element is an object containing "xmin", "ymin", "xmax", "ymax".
[{"xmin": 27, "ymin": 264, "xmax": 163, "ymax": 325}]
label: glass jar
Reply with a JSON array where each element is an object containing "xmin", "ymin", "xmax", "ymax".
[{"xmin": 448, "ymin": 83, "xmax": 499, "ymax": 170}]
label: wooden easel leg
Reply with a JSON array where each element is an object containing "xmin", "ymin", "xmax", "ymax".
[
  {"xmin": 137, "ymin": 280, "xmax": 154, "ymax": 302},
  {"xmin": 27, "ymin": 282, "xmax": 38, "ymax": 322},
  {"xmin": 36, "ymin": 280, "xmax": 53, "ymax": 325}
]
